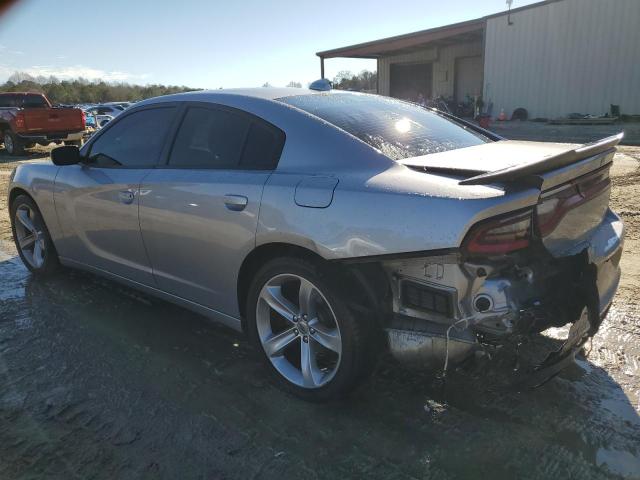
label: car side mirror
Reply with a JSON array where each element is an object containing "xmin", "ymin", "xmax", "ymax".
[{"xmin": 51, "ymin": 145, "xmax": 81, "ymax": 166}]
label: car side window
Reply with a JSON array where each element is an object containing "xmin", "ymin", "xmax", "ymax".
[
  {"xmin": 168, "ymin": 106, "xmax": 285, "ymax": 170},
  {"xmin": 240, "ymin": 121, "xmax": 285, "ymax": 170},
  {"xmin": 88, "ymin": 107, "xmax": 176, "ymax": 168}
]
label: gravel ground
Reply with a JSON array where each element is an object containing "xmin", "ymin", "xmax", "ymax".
[{"xmin": 0, "ymin": 144, "xmax": 638, "ymax": 479}]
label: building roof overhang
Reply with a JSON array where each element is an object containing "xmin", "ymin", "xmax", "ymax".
[
  {"xmin": 316, "ymin": 18, "xmax": 485, "ymax": 59},
  {"xmin": 316, "ymin": 0, "xmax": 564, "ymax": 59}
]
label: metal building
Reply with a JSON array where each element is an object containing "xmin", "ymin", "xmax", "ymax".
[{"xmin": 317, "ymin": 0, "xmax": 640, "ymax": 119}]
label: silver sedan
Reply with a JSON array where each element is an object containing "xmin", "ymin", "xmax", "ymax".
[{"xmin": 8, "ymin": 87, "xmax": 624, "ymax": 400}]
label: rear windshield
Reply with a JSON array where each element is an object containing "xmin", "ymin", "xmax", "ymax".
[
  {"xmin": 0, "ymin": 94, "xmax": 48, "ymax": 108},
  {"xmin": 279, "ymin": 93, "xmax": 489, "ymax": 160},
  {"xmin": 0, "ymin": 95, "xmax": 19, "ymax": 108}
]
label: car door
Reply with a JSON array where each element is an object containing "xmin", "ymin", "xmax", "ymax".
[
  {"xmin": 139, "ymin": 103, "xmax": 285, "ymax": 316},
  {"xmin": 54, "ymin": 105, "xmax": 178, "ymax": 285}
]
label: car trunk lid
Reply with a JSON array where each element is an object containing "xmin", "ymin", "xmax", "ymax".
[
  {"xmin": 401, "ymin": 134, "xmax": 623, "ymax": 258},
  {"xmin": 399, "ymin": 134, "xmax": 621, "ymax": 188}
]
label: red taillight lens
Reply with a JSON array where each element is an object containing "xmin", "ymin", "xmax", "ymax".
[
  {"xmin": 536, "ymin": 169, "xmax": 610, "ymax": 237},
  {"xmin": 15, "ymin": 112, "xmax": 25, "ymax": 129},
  {"xmin": 463, "ymin": 209, "xmax": 532, "ymax": 255},
  {"xmin": 80, "ymin": 110, "xmax": 86, "ymax": 128}
]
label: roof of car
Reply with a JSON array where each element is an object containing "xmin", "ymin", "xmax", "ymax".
[{"xmin": 137, "ymin": 87, "xmax": 328, "ymax": 106}]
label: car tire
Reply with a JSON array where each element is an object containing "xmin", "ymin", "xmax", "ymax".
[
  {"xmin": 10, "ymin": 194, "xmax": 60, "ymax": 275},
  {"xmin": 246, "ymin": 256, "xmax": 370, "ymax": 402},
  {"xmin": 3, "ymin": 131, "xmax": 25, "ymax": 156}
]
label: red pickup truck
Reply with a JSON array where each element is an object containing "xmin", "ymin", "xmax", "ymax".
[{"xmin": 0, "ymin": 92, "xmax": 85, "ymax": 155}]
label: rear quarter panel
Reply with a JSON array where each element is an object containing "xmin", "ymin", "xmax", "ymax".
[{"xmin": 258, "ymin": 163, "xmax": 541, "ymax": 260}]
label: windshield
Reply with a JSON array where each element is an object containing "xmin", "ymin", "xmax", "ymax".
[{"xmin": 279, "ymin": 93, "xmax": 489, "ymax": 160}]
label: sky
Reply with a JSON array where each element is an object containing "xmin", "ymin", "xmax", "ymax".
[{"xmin": 0, "ymin": 0, "xmax": 539, "ymax": 88}]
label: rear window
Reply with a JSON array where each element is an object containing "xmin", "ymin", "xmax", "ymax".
[
  {"xmin": 0, "ymin": 95, "xmax": 19, "ymax": 108},
  {"xmin": 0, "ymin": 94, "xmax": 48, "ymax": 108},
  {"xmin": 279, "ymin": 93, "xmax": 489, "ymax": 160}
]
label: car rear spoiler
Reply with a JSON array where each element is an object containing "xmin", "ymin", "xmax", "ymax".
[{"xmin": 458, "ymin": 133, "xmax": 623, "ymax": 186}]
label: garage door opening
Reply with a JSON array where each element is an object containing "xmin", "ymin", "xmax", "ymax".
[
  {"xmin": 454, "ymin": 56, "xmax": 483, "ymax": 103},
  {"xmin": 390, "ymin": 63, "xmax": 432, "ymax": 102}
]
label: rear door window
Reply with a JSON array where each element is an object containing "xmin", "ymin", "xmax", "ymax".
[
  {"xmin": 168, "ymin": 106, "xmax": 284, "ymax": 170},
  {"xmin": 88, "ymin": 107, "xmax": 176, "ymax": 167}
]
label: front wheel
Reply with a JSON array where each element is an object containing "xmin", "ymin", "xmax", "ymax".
[
  {"xmin": 246, "ymin": 257, "xmax": 370, "ymax": 401},
  {"xmin": 10, "ymin": 194, "xmax": 59, "ymax": 275}
]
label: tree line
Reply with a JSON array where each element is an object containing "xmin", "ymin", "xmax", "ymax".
[
  {"xmin": 332, "ymin": 70, "xmax": 377, "ymax": 92},
  {"xmin": 0, "ymin": 69, "xmax": 378, "ymax": 105},
  {"xmin": 0, "ymin": 72, "xmax": 197, "ymax": 105}
]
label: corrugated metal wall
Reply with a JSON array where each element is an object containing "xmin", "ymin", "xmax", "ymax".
[
  {"xmin": 483, "ymin": 0, "xmax": 640, "ymax": 119},
  {"xmin": 378, "ymin": 41, "xmax": 483, "ymax": 97}
]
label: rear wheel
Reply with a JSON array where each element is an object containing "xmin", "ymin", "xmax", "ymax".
[
  {"xmin": 246, "ymin": 257, "xmax": 370, "ymax": 401},
  {"xmin": 3, "ymin": 131, "xmax": 25, "ymax": 156},
  {"xmin": 10, "ymin": 194, "xmax": 59, "ymax": 275}
]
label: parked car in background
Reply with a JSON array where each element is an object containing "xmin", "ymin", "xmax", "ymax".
[
  {"xmin": 7, "ymin": 88, "xmax": 624, "ymax": 401},
  {"xmin": 106, "ymin": 101, "xmax": 133, "ymax": 110},
  {"xmin": 83, "ymin": 108, "xmax": 114, "ymax": 129},
  {"xmin": 85, "ymin": 103, "xmax": 125, "ymax": 118},
  {"xmin": 0, "ymin": 92, "xmax": 85, "ymax": 155}
]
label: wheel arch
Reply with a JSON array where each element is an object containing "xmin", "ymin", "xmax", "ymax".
[
  {"xmin": 237, "ymin": 243, "xmax": 324, "ymax": 322},
  {"xmin": 8, "ymin": 186, "xmax": 34, "ymax": 210},
  {"xmin": 237, "ymin": 242, "xmax": 390, "ymax": 331}
]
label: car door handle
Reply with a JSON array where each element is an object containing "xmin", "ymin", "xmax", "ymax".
[
  {"xmin": 118, "ymin": 190, "xmax": 135, "ymax": 204},
  {"xmin": 224, "ymin": 194, "xmax": 248, "ymax": 211}
]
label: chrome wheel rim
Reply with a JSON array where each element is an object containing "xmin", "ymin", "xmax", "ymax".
[
  {"xmin": 14, "ymin": 204, "xmax": 46, "ymax": 269},
  {"xmin": 4, "ymin": 133, "xmax": 14, "ymax": 154},
  {"xmin": 256, "ymin": 273, "xmax": 342, "ymax": 389}
]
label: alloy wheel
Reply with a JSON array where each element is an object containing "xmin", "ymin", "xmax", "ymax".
[
  {"xmin": 14, "ymin": 204, "xmax": 46, "ymax": 269},
  {"xmin": 256, "ymin": 274, "xmax": 342, "ymax": 389}
]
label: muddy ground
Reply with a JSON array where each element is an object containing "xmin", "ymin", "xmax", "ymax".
[{"xmin": 0, "ymin": 145, "xmax": 639, "ymax": 479}]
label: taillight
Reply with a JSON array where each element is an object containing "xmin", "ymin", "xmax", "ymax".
[
  {"xmin": 80, "ymin": 110, "xmax": 86, "ymax": 128},
  {"xmin": 463, "ymin": 209, "xmax": 533, "ymax": 255},
  {"xmin": 536, "ymin": 168, "xmax": 610, "ymax": 237},
  {"xmin": 15, "ymin": 112, "xmax": 25, "ymax": 129}
]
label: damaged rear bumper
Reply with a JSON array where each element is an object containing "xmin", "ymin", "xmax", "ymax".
[{"xmin": 381, "ymin": 209, "xmax": 624, "ymax": 380}]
